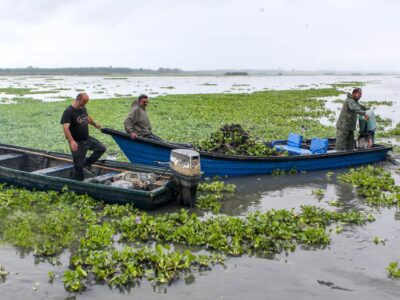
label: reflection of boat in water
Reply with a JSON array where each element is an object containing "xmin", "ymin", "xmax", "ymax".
[
  {"xmin": 0, "ymin": 143, "xmax": 201, "ymax": 209},
  {"xmin": 102, "ymin": 128, "xmax": 392, "ymax": 177}
]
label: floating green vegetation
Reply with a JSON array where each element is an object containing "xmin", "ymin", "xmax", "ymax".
[
  {"xmin": 21, "ymin": 90, "xmax": 57, "ymax": 95},
  {"xmin": 160, "ymin": 86, "xmax": 175, "ymax": 89},
  {"xmin": 0, "ymin": 266, "xmax": 9, "ymax": 281},
  {"xmin": 196, "ymin": 124, "xmax": 283, "ymax": 156},
  {"xmin": 0, "ymin": 87, "xmax": 32, "ymax": 94},
  {"xmin": 196, "ymin": 181, "xmax": 236, "ymax": 213},
  {"xmin": 198, "ymin": 181, "xmax": 236, "ymax": 193},
  {"xmin": 328, "ymin": 200, "xmax": 342, "ymax": 207},
  {"xmin": 364, "ymin": 100, "xmax": 393, "ymax": 107},
  {"xmin": 11, "ymin": 97, "xmax": 41, "ymax": 103},
  {"xmin": 114, "ymin": 93, "xmax": 132, "ymax": 97},
  {"xmin": 0, "ymin": 184, "xmax": 375, "ymax": 294},
  {"xmin": 0, "ymin": 88, "xmax": 342, "ymax": 157},
  {"xmin": 332, "ymin": 99, "xmax": 344, "ymax": 104},
  {"xmin": 330, "ymin": 81, "xmax": 365, "ymax": 88},
  {"xmin": 338, "ymin": 166, "xmax": 399, "ymax": 207},
  {"xmin": 0, "ymin": 87, "xmax": 57, "ymax": 95},
  {"xmin": 312, "ymin": 189, "xmax": 325, "ymax": 200},
  {"xmin": 380, "ymin": 122, "xmax": 400, "ymax": 138},
  {"xmin": 232, "ymin": 84, "xmax": 251, "ymax": 87},
  {"xmin": 331, "ymin": 98, "xmax": 390, "ymax": 107},
  {"xmin": 199, "ymin": 83, "xmax": 217, "ymax": 86},
  {"xmin": 375, "ymin": 115, "xmax": 392, "ymax": 130},
  {"xmin": 51, "ymin": 87, "xmax": 70, "ymax": 91},
  {"xmin": 0, "ymin": 186, "xmax": 99, "ymax": 256},
  {"xmin": 271, "ymin": 169, "xmax": 288, "ymax": 176},
  {"xmin": 387, "ymin": 262, "xmax": 400, "ymax": 279},
  {"xmin": 113, "ymin": 206, "xmax": 370, "ymax": 257},
  {"xmin": 373, "ymin": 236, "xmax": 385, "ymax": 245}
]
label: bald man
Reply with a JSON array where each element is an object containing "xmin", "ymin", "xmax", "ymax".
[{"xmin": 60, "ymin": 93, "xmax": 106, "ymax": 181}]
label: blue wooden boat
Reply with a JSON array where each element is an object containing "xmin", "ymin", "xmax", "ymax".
[{"xmin": 102, "ymin": 128, "xmax": 392, "ymax": 177}]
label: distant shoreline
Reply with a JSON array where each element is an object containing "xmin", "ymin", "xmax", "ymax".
[{"xmin": 0, "ymin": 67, "xmax": 397, "ymax": 77}]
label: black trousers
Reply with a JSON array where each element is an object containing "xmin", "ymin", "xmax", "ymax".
[{"xmin": 71, "ymin": 136, "xmax": 106, "ymax": 181}]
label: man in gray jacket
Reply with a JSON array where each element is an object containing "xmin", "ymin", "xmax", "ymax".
[
  {"xmin": 124, "ymin": 94, "xmax": 162, "ymax": 141},
  {"xmin": 335, "ymin": 88, "xmax": 369, "ymax": 150}
]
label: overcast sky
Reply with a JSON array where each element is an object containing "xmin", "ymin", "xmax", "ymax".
[{"xmin": 0, "ymin": 0, "xmax": 399, "ymax": 71}]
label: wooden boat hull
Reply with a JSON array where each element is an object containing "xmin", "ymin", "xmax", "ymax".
[
  {"xmin": 102, "ymin": 128, "xmax": 392, "ymax": 177},
  {"xmin": 0, "ymin": 143, "xmax": 176, "ymax": 209}
]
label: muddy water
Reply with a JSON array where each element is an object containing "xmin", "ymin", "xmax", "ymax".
[
  {"xmin": 1, "ymin": 76, "xmax": 400, "ymax": 299},
  {"xmin": 1, "ymin": 164, "xmax": 400, "ymax": 300}
]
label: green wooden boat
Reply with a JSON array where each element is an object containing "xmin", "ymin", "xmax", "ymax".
[{"xmin": 0, "ymin": 143, "xmax": 200, "ymax": 209}]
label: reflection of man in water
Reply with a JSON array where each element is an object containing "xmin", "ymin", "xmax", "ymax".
[
  {"xmin": 124, "ymin": 94, "xmax": 162, "ymax": 141},
  {"xmin": 60, "ymin": 93, "xmax": 106, "ymax": 180},
  {"xmin": 335, "ymin": 88, "xmax": 369, "ymax": 151}
]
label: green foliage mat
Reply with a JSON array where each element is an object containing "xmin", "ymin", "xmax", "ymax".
[{"xmin": 0, "ymin": 88, "xmax": 340, "ymax": 159}]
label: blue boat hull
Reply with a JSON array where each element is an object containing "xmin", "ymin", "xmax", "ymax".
[{"xmin": 103, "ymin": 129, "xmax": 392, "ymax": 177}]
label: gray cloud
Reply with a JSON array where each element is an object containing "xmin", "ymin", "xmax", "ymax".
[{"xmin": 0, "ymin": 0, "xmax": 399, "ymax": 71}]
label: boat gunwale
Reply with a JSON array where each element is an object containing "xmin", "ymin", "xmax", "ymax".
[
  {"xmin": 101, "ymin": 128, "xmax": 393, "ymax": 162},
  {"xmin": 0, "ymin": 142, "xmax": 172, "ymax": 174},
  {"xmin": 0, "ymin": 145, "xmax": 171, "ymax": 198}
]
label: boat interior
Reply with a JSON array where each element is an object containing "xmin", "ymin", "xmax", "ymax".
[{"xmin": 0, "ymin": 147, "xmax": 171, "ymax": 191}]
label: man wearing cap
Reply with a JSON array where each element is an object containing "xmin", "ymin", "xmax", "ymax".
[
  {"xmin": 124, "ymin": 94, "xmax": 162, "ymax": 141},
  {"xmin": 335, "ymin": 88, "xmax": 369, "ymax": 150}
]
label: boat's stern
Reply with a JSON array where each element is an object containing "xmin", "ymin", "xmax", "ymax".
[{"xmin": 170, "ymin": 149, "xmax": 202, "ymax": 207}]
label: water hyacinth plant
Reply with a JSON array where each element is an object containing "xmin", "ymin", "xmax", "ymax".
[
  {"xmin": 0, "ymin": 183, "xmax": 377, "ymax": 294},
  {"xmin": 195, "ymin": 180, "xmax": 236, "ymax": 213},
  {"xmin": 338, "ymin": 166, "xmax": 399, "ymax": 207},
  {"xmin": 196, "ymin": 124, "xmax": 282, "ymax": 156}
]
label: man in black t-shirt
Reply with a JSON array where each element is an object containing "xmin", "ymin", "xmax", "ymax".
[{"xmin": 60, "ymin": 93, "xmax": 106, "ymax": 181}]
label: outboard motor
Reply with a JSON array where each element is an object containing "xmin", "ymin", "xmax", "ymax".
[{"xmin": 169, "ymin": 149, "xmax": 202, "ymax": 207}]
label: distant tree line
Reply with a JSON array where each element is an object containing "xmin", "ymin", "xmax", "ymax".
[
  {"xmin": 0, "ymin": 67, "xmax": 184, "ymax": 76},
  {"xmin": 224, "ymin": 72, "xmax": 249, "ymax": 76}
]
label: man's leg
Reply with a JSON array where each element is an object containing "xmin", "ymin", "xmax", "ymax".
[
  {"xmin": 346, "ymin": 131, "xmax": 355, "ymax": 150},
  {"xmin": 84, "ymin": 136, "xmax": 107, "ymax": 167},
  {"xmin": 335, "ymin": 129, "xmax": 349, "ymax": 150},
  {"xmin": 71, "ymin": 142, "xmax": 87, "ymax": 181}
]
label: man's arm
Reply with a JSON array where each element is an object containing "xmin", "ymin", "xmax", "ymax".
[
  {"xmin": 88, "ymin": 115, "xmax": 101, "ymax": 129},
  {"xmin": 348, "ymin": 100, "xmax": 367, "ymax": 115},
  {"xmin": 124, "ymin": 108, "xmax": 139, "ymax": 139},
  {"xmin": 348, "ymin": 100, "xmax": 369, "ymax": 120},
  {"xmin": 62, "ymin": 123, "xmax": 78, "ymax": 151},
  {"xmin": 359, "ymin": 103, "xmax": 368, "ymax": 111}
]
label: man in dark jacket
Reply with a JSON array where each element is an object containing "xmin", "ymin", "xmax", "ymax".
[
  {"xmin": 60, "ymin": 93, "xmax": 106, "ymax": 180},
  {"xmin": 335, "ymin": 88, "xmax": 369, "ymax": 150}
]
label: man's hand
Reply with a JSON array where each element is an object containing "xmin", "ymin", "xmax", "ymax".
[
  {"xmin": 364, "ymin": 114, "xmax": 369, "ymax": 121},
  {"xmin": 130, "ymin": 132, "xmax": 137, "ymax": 139},
  {"xmin": 70, "ymin": 140, "xmax": 79, "ymax": 152},
  {"xmin": 94, "ymin": 123, "xmax": 101, "ymax": 130}
]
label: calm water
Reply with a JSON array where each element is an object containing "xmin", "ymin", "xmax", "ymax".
[
  {"xmin": 1, "ymin": 74, "xmax": 399, "ymax": 126},
  {"xmin": 1, "ymin": 75, "xmax": 400, "ymax": 299}
]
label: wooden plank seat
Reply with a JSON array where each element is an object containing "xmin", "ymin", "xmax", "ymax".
[
  {"xmin": 31, "ymin": 164, "xmax": 74, "ymax": 175},
  {"xmin": 84, "ymin": 172, "xmax": 118, "ymax": 183},
  {"xmin": 0, "ymin": 153, "xmax": 25, "ymax": 161}
]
